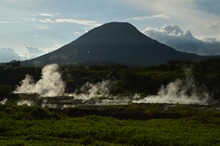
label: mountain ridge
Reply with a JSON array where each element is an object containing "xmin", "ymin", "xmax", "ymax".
[{"xmin": 22, "ymin": 22, "xmax": 203, "ymax": 66}]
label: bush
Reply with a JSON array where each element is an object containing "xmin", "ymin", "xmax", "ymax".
[
  {"xmin": 19, "ymin": 106, "xmax": 61, "ymax": 120},
  {"xmin": 0, "ymin": 85, "xmax": 11, "ymax": 101}
]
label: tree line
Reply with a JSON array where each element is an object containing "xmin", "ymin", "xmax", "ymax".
[{"xmin": 0, "ymin": 58, "xmax": 220, "ymax": 101}]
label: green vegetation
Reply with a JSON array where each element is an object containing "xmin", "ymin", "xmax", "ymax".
[{"xmin": 0, "ymin": 103, "xmax": 220, "ymax": 145}]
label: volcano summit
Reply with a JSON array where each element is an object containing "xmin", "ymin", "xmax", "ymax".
[{"xmin": 23, "ymin": 22, "xmax": 202, "ymax": 66}]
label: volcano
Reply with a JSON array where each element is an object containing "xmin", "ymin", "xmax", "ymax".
[{"xmin": 23, "ymin": 22, "xmax": 202, "ymax": 66}]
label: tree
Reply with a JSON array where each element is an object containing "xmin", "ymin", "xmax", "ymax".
[{"xmin": 5, "ymin": 60, "xmax": 21, "ymax": 67}]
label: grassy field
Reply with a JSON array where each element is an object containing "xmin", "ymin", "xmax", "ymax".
[{"xmin": 0, "ymin": 103, "xmax": 220, "ymax": 146}]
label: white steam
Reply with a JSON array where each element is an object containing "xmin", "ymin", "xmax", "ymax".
[
  {"xmin": 65, "ymin": 80, "xmax": 132, "ymax": 106},
  {"xmin": 68, "ymin": 81, "xmax": 110, "ymax": 100},
  {"xmin": 14, "ymin": 64, "xmax": 65, "ymax": 97},
  {"xmin": 14, "ymin": 66, "xmax": 210, "ymax": 107},
  {"xmin": 0, "ymin": 98, "xmax": 8, "ymax": 105},
  {"xmin": 133, "ymin": 68, "xmax": 209, "ymax": 105},
  {"xmin": 17, "ymin": 100, "xmax": 33, "ymax": 106},
  {"xmin": 79, "ymin": 81, "xmax": 110, "ymax": 99}
]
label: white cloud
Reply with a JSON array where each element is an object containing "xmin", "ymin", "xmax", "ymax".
[
  {"xmin": 31, "ymin": 18, "xmax": 37, "ymax": 21},
  {"xmin": 39, "ymin": 13, "xmax": 54, "ymax": 17},
  {"xmin": 55, "ymin": 18, "xmax": 98, "ymax": 26},
  {"xmin": 209, "ymin": 20, "xmax": 220, "ymax": 32},
  {"xmin": 143, "ymin": 25, "xmax": 220, "ymax": 55},
  {"xmin": 123, "ymin": 0, "xmax": 220, "ymax": 37},
  {"xmin": 127, "ymin": 13, "xmax": 170, "ymax": 21},
  {"xmin": 24, "ymin": 45, "xmax": 45, "ymax": 59},
  {"xmin": 39, "ymin": 18, "xmax": 55, "ymax": 23},
  {"xmin": 74, "ymin": 31, "xmax": 83, "ymax": 35},
  {"xmin": 43, "ymin": 43, "xmax": 63, "ymax": 53},
  {"xmin": 0, "ymin": 48, "xmax": 22, "ymax": 62},
  {"xmin": 32, "ymin": 16, "xmax": 100, "ymax": 26},
  {"xmin": 0, "ymin": 21, "xmax": 24, "ymax": 24},
  {"xmin": 0, "ymin": 45, "xmax": 49, "ymax": 62}
]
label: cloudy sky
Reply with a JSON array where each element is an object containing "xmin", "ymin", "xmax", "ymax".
[{"xmin": 1, "ymin": 0, "xmax": 220, "ymax": 62}]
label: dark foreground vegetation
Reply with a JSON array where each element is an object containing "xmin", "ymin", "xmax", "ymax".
[{"xmin": 0, "ymin": 102, "xmax": 220, "ymax": 145}]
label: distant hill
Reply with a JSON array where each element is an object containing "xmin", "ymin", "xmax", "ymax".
[{"xmin": 22, "ymin": 22, "xmax": 204, "ymax": 66}]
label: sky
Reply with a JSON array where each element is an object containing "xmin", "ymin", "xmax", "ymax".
[{"xmin": 1, "ymin": 0, "xmax": 220, "ymax": 62}]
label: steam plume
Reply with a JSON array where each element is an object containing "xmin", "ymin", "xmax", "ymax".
[
  {"xmin": 66, "ymin": 80, "xmax": 132, "ymax": 106},
  {"xmin": 133, "ymin": 68, "xmax": 209, "ymax": 105},
  {"xmin": 69, "ymin": 81, "xmax": 110, "ymax": 100},
  {"xmin": 14, "ymin": 66, "xmax": 211, "ymax": 107},
  {"xmin": 14, "ymin": 64, "xmax": 65, "ymax": 97}
]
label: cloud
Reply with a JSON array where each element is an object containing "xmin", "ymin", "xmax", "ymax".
[
  {"xmin": 209, "ymin": 20, "xmax": 220, "ymax": 32},
  {"xmin": 0, "ymin": 45, "xmax": 47, "ymax": 62},
  {"xmin": 0, "ymin": 48, "xmax": 22, "ymax": 62},
  {"xmin": 123, "ymin": 0, "xmax": 220, "ymax": 37},
  {"xmin": 39, "ymin": 13, "xmax": 54, "ymax": 17},
  {"xmin": 0, "ymin": 21, "xmax": 24, "ymax": 24},
  {"xmin": 24, "ymin": 45, "xmax": 45, "ymax": 59},
  {"xmin": 55, "ymin": 18, "xmax": 98, "ymax": 26},
  {"xmin": 127, "ymin": 13, "xmax": 169, "ymax": 21},
  {"xmin": 44, "ymin": 44, "xmax": 63, "ymax": 53},
  {"xmin": 143, "ymin": 25, "xmax": 220, "ymax": 55},
  {"xmin": 32, "ymin": 16, "xmax": 100, "ymax": 26},
  {"xmin": 38, "ymin": 18, "xmax": 55, "ymax": 23},
  {"xmin": 32, "ymin": 12, "xmax": 61, "ymax": 18}
]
